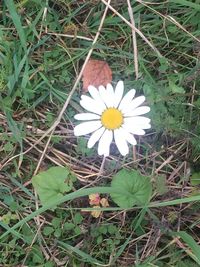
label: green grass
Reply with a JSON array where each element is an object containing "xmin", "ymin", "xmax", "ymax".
[{"xmin": 1, "ymin": 0, "xmax": 200, "ymax": 266}]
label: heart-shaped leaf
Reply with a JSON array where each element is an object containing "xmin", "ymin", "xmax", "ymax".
[
  {"xmin": 110, "ymin": 169, "xmax": 152, "ymax": 208},
  {"xmin": 32, "ymin": 166, "xmax": 76, "ymax": 206}
]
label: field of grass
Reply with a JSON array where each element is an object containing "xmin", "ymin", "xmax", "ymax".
[{"xmin": 1, "ymin": 0, "xmax": 200, "ymax": 266}]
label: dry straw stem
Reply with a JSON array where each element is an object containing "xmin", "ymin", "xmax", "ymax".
[
  {"xmin": 47, "ymin": 32, "xmax": 93, "ymax": 42},
  {"xmin": 101, "ymin": 0, "xmax": 162, "ymax": 57},
  {"xmin": 167, "ymin": 15, "xmax": 200, "ymax": 44},
  {"xmin": 39, "ymin": 6, "xmax": 48, "ymax": 38},
  {"xmin": 0, "ymin": 0, "xmax": 112, "ymax": 171},
  {"xmin": 127, "ymin": 0, "xmax": 139, "ymax": 80},
  {"xmin": 155, "ymin": 141, "xmax": 186, "ymax": 174}
]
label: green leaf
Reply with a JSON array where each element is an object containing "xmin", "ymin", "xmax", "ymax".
[
  {"xmin": 64, "ymin": 222, "xmax": 75, "ymax": 231},
  {"xmin": 155, "ymin": 175, "xmax": 168, "ymax": 195},
  {"xmin": 57, "ymin": 240, "xmax": 104, "ymax": 265},
  {"xmin": 32, "ymin": 166, "xmax": 76, "ymax": 206},
  {"xmin": 176, "ymin": 259, "xmax": 199, "ymax": 267},
  {"xmin": 43, "ymin": 226, "xmax": 54, "ymax": 236},
  {"xmin": 108, "ymin": 224, "xmax": 117, "ymax": 234},
  {"xmin": 172, "ymin": 231, "xmax": 200, "ymax": 265},
  {"xmin": 110, "ymin": 169, "xmax": 152, "ymax": 208},
  {"xmin": 191, "ymin": 172, "xmax": 200, "ymax": 186},
  {"xmin": 169, "ymin": 79, "xmax": 185, "ymax": 94},
  {"xmin": 5, "ymin": 112, "xmax": 23, "ymax": 147},
  {"xmin": 54, "ymin": 228, "xmax": 62, "ymax": 238},
  {"xmin": 76, "ymin": 137, "xmax": 95, "ymax": 157},
  {"xmin": 4, "ymin": 142, "xmax": 14, "ymax": 152},
  {"xmin": 73, "ymin": 213, "xmax": 83, "ymax": 224},
  {"xmin": 169, "ymin": 0, "xmax": 200, "ymax": 10},
  {"xmin": 5, "ymin": 0, "xmax": 27, "ymax": 51},
  {"xmin": 51, "ymin": 217, "xmax": 62, "ymax": 228}
]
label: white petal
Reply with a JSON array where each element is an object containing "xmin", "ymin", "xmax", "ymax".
[
  {"xmin": 124, "ymin": 132, "xmax": 137, "ymax": 145},
  {"xmin": 106, "ymin": 83, "xmax": 115, "ymax": 107},
  {"xmin": 125, "ymin": 106, "xmax": 150, "ymax": 117},
  {"xmin": 116, "ymin": 127, "xmax": 137, "ymax": 146},
  {"xmin": 87, "ymin": 127, "xmax": 105, "ymax": 148},
  {"xmin": 98, "ymin": 130, "xmax": 113, "ymax": 156},
  {"xmin": 118, "ymin": 89, "xmax": 136, "ymax": 111},
  {"xmin": 122, "ymin": 96, "xmax": 145, "ymax": 114},
  {"xmin": 142, "ymin": 123, "xmax": 151, "ymax": 129},
  {"xmin": 114, "ymin": 128, "xmax": 129, "ymax": 156},
  {"xmin": 88, "ymin": 85, "xmax": 99, "ymax": 99},
  {"xmin": 115, "ymin": 127, "xmax": 137, "ymax": 145},
  {"xmin": 74, "ymin": 121, "xmax": 102, "ymax": 136},
  {"xmin": 88, "ymin": 85, "xmax": 106, "ymax": 108},
  {"xmin": 124, "ymin": 116, "xmax": 151, "ymax": 126},
  {"xmin": 80, "ymin": 95, "xmax": 105, "ymax": 114},
  {"xmin": 123, "ymin": 117, "xmax": 151, "ymax": 135},
  {"xmin": 98, "ymin": 85, "xmax": 111, "ymax": 107},
  {"xmin": 114, "ymin": 81, "xmax": 124, "ymax": 108},
  {"xmin": 122, "ymin": 123, "xmax": 146, "ymax": 135},
  {"xmin": 74, "ymin": 113, "xmax": 100, "ymax": 121},
  {"xmin": 106, "ymin": 83, "xmax": 114, "ymax": 96}
]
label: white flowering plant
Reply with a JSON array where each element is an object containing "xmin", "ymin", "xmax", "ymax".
[
  {"xmin": 74, "ymin": 80, "xmax": 151, "ymax": 157},
  {"xmin": 32, "ymin": 81, "xmax": 152, "ymax": 211}
]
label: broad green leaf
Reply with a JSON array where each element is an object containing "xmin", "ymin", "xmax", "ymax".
[
  {"xmin": 110, "ymin": 169, "xmax": 152, "ymax": 208},
  {"xmin": 32, "ymin": 166, "xmax": 76, "ymax": 206},
  {"xmin": 191, "ymin": 172, "xmax": 200, "ymax": 186}
]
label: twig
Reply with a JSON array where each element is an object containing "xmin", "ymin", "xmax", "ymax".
[
  {"xmin": 155, "ymin": 142, "xmax": 186, "ymax": 174},
  {"xmin": 127, "ymin": 0, "xmax": 139, "ymax": 79},
  {"xmin": 33, "ymin": 130, "xmax": 53, "ymax": 175},
  {"xmin": 98, "ymin": 156, "xmax": 106, "ymax": 178},
  {"xmin": 47, "ymin": 32, "xmax": 93, "ymax": 41},
  {"xmin": 39, "ymin": 4, "xmax": 48, "ymax": 38}
]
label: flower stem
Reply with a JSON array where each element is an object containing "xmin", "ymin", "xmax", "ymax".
[{"xmin": 98, "ymin": 155, "xmax": 106, "ymax": 178}]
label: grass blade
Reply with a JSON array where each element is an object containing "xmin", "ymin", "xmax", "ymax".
[
  {"xmin": 169, "ymin": 0, "xmax": 200, "ymax": 10},
  {"xmin": 5, "ymin": 0, "xmax": 27, "ymax": 51},
  {"xmin": 58, "ymin": 241, "xmax": 104, "ymax": 265},
  {"xmin": 172, "ymin": 231, "xmax": 200, "ymax": 265}
]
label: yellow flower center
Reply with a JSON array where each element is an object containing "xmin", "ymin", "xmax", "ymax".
[{"xmin": 101, "ymin": 108, "xmax": 123, "ymax": 130}]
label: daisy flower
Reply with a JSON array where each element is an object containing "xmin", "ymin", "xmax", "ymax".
[{"xmin": 74, "ymin": 81, "xmax": 151, "ymax": 156}]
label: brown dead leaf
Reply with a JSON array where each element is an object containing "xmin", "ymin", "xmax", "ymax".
[{"xmin": 82, "ymin": 59, "xmax": 112, "ymax": 92}]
